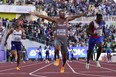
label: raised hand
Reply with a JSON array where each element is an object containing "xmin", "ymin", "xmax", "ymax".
[
  {"xmin": 84, "ymin": 10, "xmax": 91, "ymax": 17},
  {"xmin": 29, "ymin": 11, "xmax": 37, "ymax": 16}
]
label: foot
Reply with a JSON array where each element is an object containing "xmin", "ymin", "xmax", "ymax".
[
  {"xmin": 47, "ymin": 60, "xmax": 49, "ymax": 63},
  {"xmin": 45, "ymin": 60, "xmax": 48, "ymax": 63},
  {"xmin": 16, "ymin": 67, "xmax": 20, "ymax": 71},
  {"xmin": 23, "ymin": 61, "xmax": 26, "ymax": 63},
  {"xmin": 54, "ymin": 61, "xmax": 56, "ymax": 65},
  {"xmin": 60, "ymin": 67, "xmax": 65, "ymax": 73},
  {"xmin": 54, "ymin": 59, "xmax": 60, "ymax": 66},
  {"xmin": 85, "ymin": 63, "xmax": 90, "ymax": 70},
  {"xmin": 95, "ymin": 61, "xmax": 101, "ymax": 67}
]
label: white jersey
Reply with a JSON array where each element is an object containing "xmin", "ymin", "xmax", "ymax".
[
  {"xmin": 93, "ymin": 21, "xmax": 103, "ymax": 36},
  {"xmin": 12, "ymin": 30, "xmax": 22, "ymax": 41}
]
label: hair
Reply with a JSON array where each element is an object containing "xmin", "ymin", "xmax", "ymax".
[
  {"xmin": 15, "ymin": 20, "xmax": 22, "ymax": 28},
  {"xmin": 96, "ymin": 13, "xmax": 102, "ymax": 18},
  {"xmin": 59, "ymin": 9, "xmax": 65, "ymax": 13}
]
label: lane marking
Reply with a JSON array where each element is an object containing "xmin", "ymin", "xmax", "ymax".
[
  {"xmin": 29, "ymin": 63, "xmax": 53, "ymax": 77},
  {"xmin": 81, "ymin": 60, "xmax": 116, "ymax": 66},
  {"xmin": 0, "ymin": 62, "xmax": 44, "ymax": 73},
  {"xmin": 66, "ymin": 62, "xmax": 77, "ymax": 73},
  {"xmin": 36, "ymin": 72, "xmax": 72, "ymax": 74},
  {"xmin": 0, "ymin": 65, "xmax": 15, "ymax": 68},
  {"xmin": 80, "ymin": 71, "xmax": 111, "ymax": 73},
  {"xmin": 97, "ymin": 62, "xmax": 116, "ymax": 66},
  {"xmin": 67, "ymin": 61, "xmax": 116, "ymax": 77},
  {"xmin": 74, "ymin": 61, "xmax": 116, "ymax": 72},
  {"xmin": 0, "ymin": 72, "xmax": 27, "ymax": 75}
]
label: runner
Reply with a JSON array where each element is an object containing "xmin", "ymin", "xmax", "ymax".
[
  {"xmin": 30, "ymin": 10, "xmax": 87, "ymax": 73},
  {"xmin": 5, "ymin": 21, "xmax": 26, "ymax": 70},
  {"xmin": 86, "ymin": 14, "xmax": 106, "ymax": 70}
]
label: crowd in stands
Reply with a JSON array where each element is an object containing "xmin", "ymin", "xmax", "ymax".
[
  {"xmin": 0, "ymin": 0, "xmax": 116, "ymax": 62},
  {"xmin": 1, "ymin": 16, "xmax": 116, "ymax": 53},
  {"xmin": 0, "ymin": 0, "xmax": 116, "ymax": 16}
]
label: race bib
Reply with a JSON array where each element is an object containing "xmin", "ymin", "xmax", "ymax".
[
  {"xmin": 94, "ymin": 29, "xmax": 102, "ymax": 36},
  {"xmin": 14, "ymin": 36, "xmax": 21, "ymax": 41},
  {"xmin": 57, "ymin": 29, "xmax": 66, "ymax": 36},
  {"xmin": 0, "ymin": 34, "xmax": 2, "ymax": 38}
]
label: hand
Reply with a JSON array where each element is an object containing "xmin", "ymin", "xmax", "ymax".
[
  {"xmin": 29, "ymin": 11, "xmax": 37, "ymax": 16},
  {"xmin": 22, "ymin": 34, "xmax": 26, "ymax": 40},
  {"xmin": 4, "ymin": 41, "xmax": 7, "ymax": 46},
  {"xmin": 84, "ymin": 10, "xmax": 91, "ymax": 17}
]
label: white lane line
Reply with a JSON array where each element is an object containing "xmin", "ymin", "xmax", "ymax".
[
  {"xmin": 74, "ymin": 61, "xmax": 116, "ymax": 72},
  {"xmin": 67, "ymin": 62, "xmax": 116, "ymax": 77},
  {"xmin": 66, "ymin": 62, "xmax": 77, "ymax": 73},
  {"xmin": 29, "ymin": 63, "xmax": 53, "ymax": 77},
  {"xmin": 0, "ymin": 65, "xmax": 15, "ymax": 67},
  {"xmin": 80, "ymin": 71, "xmax": 111, "ymax": 73},
  {"xmin": 80, "ymin": 60, "xmax": 116, "ymax": 66},
  {"xmin": 98, "ymin": 62, "xmax": 116, "ymax": 66},
  {"xmin": 36, "ymin": 72, "xmax": 72, "ymax": 74},
  {"xmin": 0, "ymin": 62, "xmax": 44, "ymax": 73},
  {"xmin": 0, "ymin": 72, "xmax": 27, "ymax": 74}
]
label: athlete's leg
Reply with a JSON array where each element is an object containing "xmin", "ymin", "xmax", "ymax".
[
  {"xmin": 96, "ymin": 42, "xmax": 102, "ymax": 61},
  {"xmin": 109, "ymin": 53, "xmax": 112, "ymax": 62},
  {"xmin": 96, "ymin": 36, "xmax": 103, "ymax": 61},
  {"xmin": 95, "ymin": 37, "xmax": 103, "ymax": 67},
  {"xmin": 16, "ymin": 42, "xmax": 22, "ymax": 70},
  {"xmin": 86, "ymin": 37, "xmax": 95, "ymax": 70},
  {"xmin": 107, "ymin": 52, "xmax": 109, "ymax": 62},
  {"xmin": 54, "ymin": 47, "xmax": 60, "ymax": 61},
  {"xmin": 54, "ymin": 39, "xmax": 61, "ymax": 66},
  {"xmin": 60, "ymin": 42, "xmax": 68, "ymax": 73},
  {"xmin": 61, "ymin": 52, "xmax": 67, "ymax": 67},
  {"xmin": 87, "ymin": 38, "xmax": 95, "ymax": 63},
  {"xmin": 11, "ymin": 50, "xmax": 17, "ymax": 62},
  {"xmin": 17, "ymin": 51, "xmax": 21, "ymax": 67}
]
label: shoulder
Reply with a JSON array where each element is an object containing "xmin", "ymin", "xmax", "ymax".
[
  {"xmin": 89, "ymin": 21, "xmax": 94, "ymax": 26},
  {"xmin": 10, "ymin": 28, "xmax": 14, "ymax": 31},
  {"xmin": 54, "ymin": 18, "xmax": 58, "ymax": 23},
  {"xmin": 102, "ymin": 20, "xmax": 105, "ymax": 24},
  {"xmin": 10, "ymin": 28, "xmax": 14, "ymax": 32}
]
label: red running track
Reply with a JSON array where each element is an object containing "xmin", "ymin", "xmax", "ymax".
[{"xmin": 0, "ymin": 60, "xmax": 116, "ymax": 77}]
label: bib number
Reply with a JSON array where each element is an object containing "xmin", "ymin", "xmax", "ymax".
[
  {"xmin": 94, "ymin": 29, "xmax": 102, "ymax": 36},
  {"xmin": 14, "ymin": 37, "xmax": 21, "ymax": 41},
  {"xmin": 57, "ymin": 29, "xmax": 66, "ymax": 36}
]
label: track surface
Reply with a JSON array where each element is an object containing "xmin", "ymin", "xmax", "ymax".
[{"xmin": 0, "ymin": 60, "xmax": 116, "ymax": 77}]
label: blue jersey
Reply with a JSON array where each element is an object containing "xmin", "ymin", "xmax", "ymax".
[
  {"xmin": 91, "ymin": 20, "xmax": 105, "ymax": 38},
  {"xmin": 88, "ymin": 20, "xmax": 105, "ymax": 50}
]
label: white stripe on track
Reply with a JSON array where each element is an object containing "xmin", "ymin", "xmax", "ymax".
[
  {"xmin": 0, "ymin": 62, "xmax": 44, "ymax": 72},
  {"xmin": 29, "ymin": 62, "xmax": 53, "ymax": 77},
  {"xmin": 67, "ymin": 61, "xmax": 116, "ymax": 77}
]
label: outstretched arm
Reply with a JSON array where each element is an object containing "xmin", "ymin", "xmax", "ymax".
[
  {"xmin": 86, "ymin": 22, "xmax": 94, "ymax": 36},
  {"xmin": 4, "ymin": 28, "xmax": 14, "ymax": 46},
  {"xmin": 67, "ymin": 12, "xmax": 87, "ymax": 21},
  {"xmin": 29, "ymin": 12, "xmax": 57, "ymax": 23}
]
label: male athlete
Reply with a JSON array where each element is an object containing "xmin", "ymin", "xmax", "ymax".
[
  {"xmin": 30, "ymin": 10, "xmax": 87, "ymax": 73},
  {"xmin": 86, "ymin": 14, "xmax": 106, "ymax": 70},
  {"xmin": 106, "ymin": 39, "xmax": 112, "ymax": 62}
]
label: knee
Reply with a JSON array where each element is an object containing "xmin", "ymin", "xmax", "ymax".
[
  {"xmin": 55, "ymin": 45, "xmax": 60, "ymax": 50},
  {"xmin": 63, "ymin": 53, "xmax": 67, "ymax": 59},
  {"xmin": 98, "ymin": 46, "xmax": 102, "ymax": 49}
]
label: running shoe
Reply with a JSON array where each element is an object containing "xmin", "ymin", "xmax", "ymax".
[
  {"xmin": 85, "ymin": 63, "xmax": 90, "ymax": 70},
  {"xmin": 16, "ymin": 67, "xmax": 20, "ymax": 71},
  {"xmin": 54, "ymin": 59, "xmax": 60, "ymax": 66},
  {"xmin": 95, "ymin": 61, "xmax": 101, "ymax": 67},
  {"xmin": 60, "ymin": 66, "xmax": 65, "ymax": 73}
]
